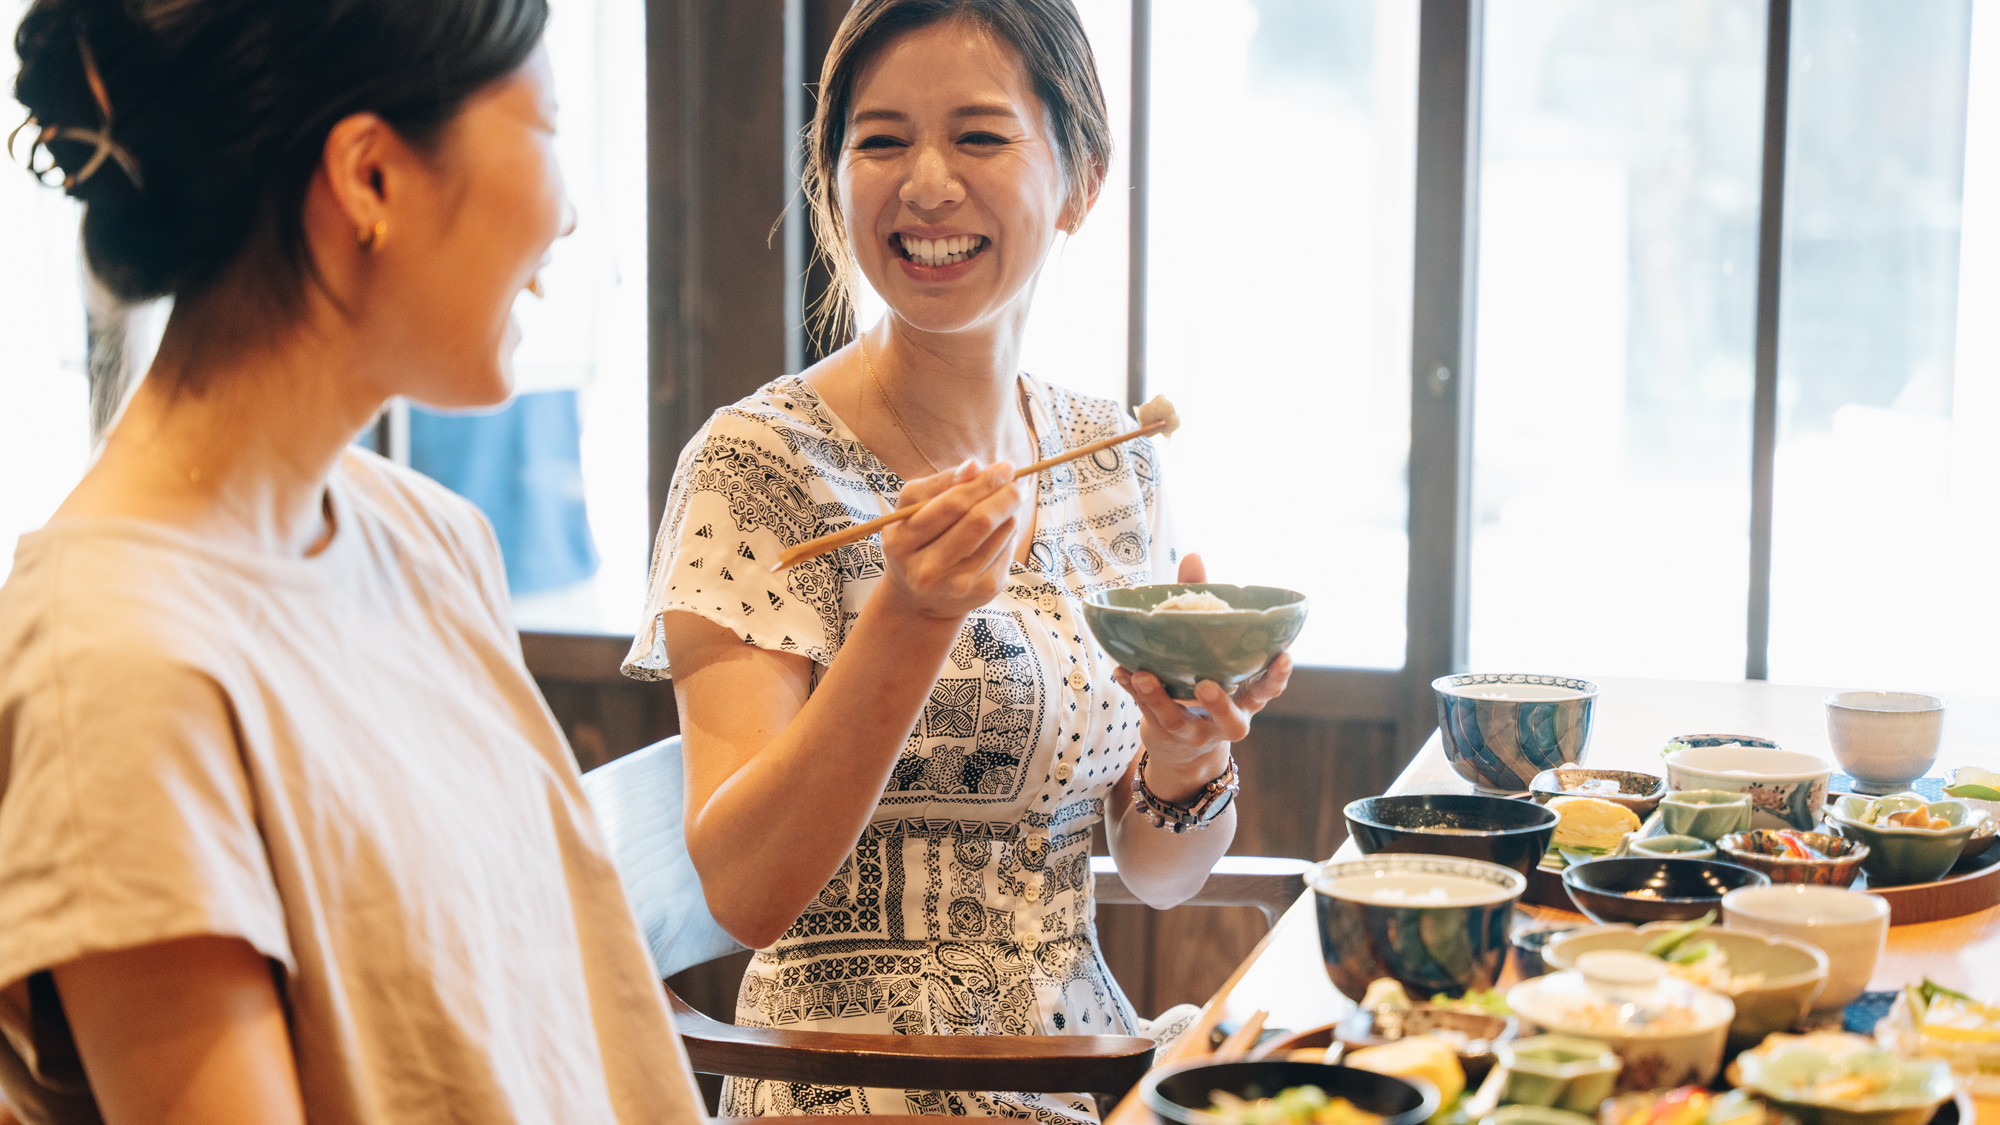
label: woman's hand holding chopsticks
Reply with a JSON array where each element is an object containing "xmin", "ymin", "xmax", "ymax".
[{"xmin": 873, "ymin": 459, "xmax": 1026, "ymax": 621}]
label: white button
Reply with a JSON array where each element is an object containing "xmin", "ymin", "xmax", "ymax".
[
  {"xmin": 1038, "ymin": 593, "xmax": 1058, "ymax": 612},
  {"xmin": 1023, "ymin": 881, "xmax": 1042, "ymax": 902},
  {"xmin": 1068, "ymin": 669, "xmax": 1088, "ymax": 690},
  {"xmin": 1018, "ymin": 933, "xmax": 1041, "ymax": 951},
  {"xmin": 1053, "ymin": 762, "xmax": 1074, "ymax": 783}
]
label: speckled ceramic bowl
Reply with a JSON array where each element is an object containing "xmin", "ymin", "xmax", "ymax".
[
  {"xmin": 1716, "ymin": 829, "xmax": 1868, "ymax": 887},
  {"xmin": 1434, "ymin": 674, "xmax": 1597, "ymax": 792},
  {"xmin": 1082, "ymin": 583, "xmax": 1307, "ymax": 700},
  {"xmin": 1529, "ymin": 767, "xmax": 1667, "ymax": 819}
]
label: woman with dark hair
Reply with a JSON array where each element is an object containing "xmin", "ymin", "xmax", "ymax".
[
  {"xmin": 624, "ymin": 0, "xmax": 1291, "ymax": 1118},
  {"xmin": 0, "ymin": 2, "xmax": 704, "ymax": 1121}
]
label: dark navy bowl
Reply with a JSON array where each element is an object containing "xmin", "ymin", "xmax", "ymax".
[
  {"xmin": 1560, "ymin": 856, "xmax": 1770, "ymax": 925},
  {"xmin": 1142, "ymin": 1059, "xmax": 1438, "ymax": 1125},
  {"xmin": 1310, "ymin": 854, "xmax": 1526, "ymax": 1002},
  {"xmin": 1345, "ymin": 793, "xmax": 1560, "ymax": 877}
]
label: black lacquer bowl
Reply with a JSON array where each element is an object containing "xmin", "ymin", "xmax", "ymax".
[
  {"xmin": 1560, "ymin": 856, "xmax": 1769, "ymax": 925},
  {"xmin": 1141, "ymin": 1059, "xmax": 1438, "ymax": 1125},
  {"xmin": 1345, "ymin": 793, "xmax": 1560, "ymax": 877}
]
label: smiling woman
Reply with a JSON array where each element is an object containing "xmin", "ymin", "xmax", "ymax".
[{"xmin": 623, "ymin": 0, "xmax": 1293, "ymax": 1120}]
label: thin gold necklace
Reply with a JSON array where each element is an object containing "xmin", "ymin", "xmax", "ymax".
[
  {"xmin": 860, "ymin": 335, "xmax": 944, "ymax": 475},
  {"xmin": 857, "ymin": 335, "xmax": 1039, "ymax": 478}
]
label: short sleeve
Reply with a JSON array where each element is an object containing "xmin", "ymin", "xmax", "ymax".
[
  {"xmin": 623, "ymin": 407, "xmax": 854, "ymax": 679},
  {"xmin": 0, "ymin": 607, "xmax": 292, "ymax": 1087}
]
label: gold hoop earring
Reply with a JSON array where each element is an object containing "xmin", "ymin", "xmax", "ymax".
[{"xmin": 358, "ymin": 220, "xmax": 388, "ymax": 253}]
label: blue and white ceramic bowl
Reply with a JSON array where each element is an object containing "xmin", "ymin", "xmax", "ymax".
[
  {"xmin": 1311, "ymin": 853, "xmax": 1527, "ymax": 1002},
  {"xmin": 1434, "ymin": 674, "xmax": 1597, "ymax": 792}
]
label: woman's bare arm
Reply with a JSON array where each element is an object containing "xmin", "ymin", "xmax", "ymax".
[
  {"xmin": 53, "ymin": 935, "xmax": 305, "ymax": 1125},
  {"xmin": 673, "ymin": 460, "xmax": 1026, "ymax": 948}
]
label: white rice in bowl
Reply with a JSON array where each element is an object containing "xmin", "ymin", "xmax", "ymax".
[{"xmin": 1151, "ymin": 590, "xmax": 1235, "ymax": 613}]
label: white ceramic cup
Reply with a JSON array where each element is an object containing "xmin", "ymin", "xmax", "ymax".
[
  {"xmin": 1721, "ymin": 884, "xmax": 1889, "ymax": 1013},
  {"xmin": 1825, "ymin": 691, "xmax": 1945, "ymax": 795}
]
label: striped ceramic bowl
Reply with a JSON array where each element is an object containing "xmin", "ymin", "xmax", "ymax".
[{"xmin": 1434, "ymin": 673, "xmax": 1597, "ymax": 792}]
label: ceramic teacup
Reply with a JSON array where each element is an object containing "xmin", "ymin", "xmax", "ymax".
[
  {"xmin": 1826, "ymin": 691, "xmax": 1945, "ymax": 795},
  {"xmin": 1628, "ymin": 834, "xmax": 1717, "ymax": 860},
  {"xmin": 1658, "ymin": 790, "xmax": 1753, "ymax": 842},
  {"xmin": 1721, "ymin": 884, "xmax": 1889, "ymax": 1014}
]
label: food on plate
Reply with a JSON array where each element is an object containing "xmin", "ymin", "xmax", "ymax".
[
  {"xmin": 1729, "ymin": 1030, "xmax": 1957, "ymax": 1121},
  {"xmin": 1152, "ymin": 590, "xmax": 1236, "ymax": 613},
  {"xmin": 1136, "ymin": 394, "xmax": 1182, "ymax": 436},
  {"xmin": 1428, "ymin": 988, "xmax": 1510, "ymax": 1017},
  {"xmin": 1600, "ymin": 1086, "xmax": 1771, "ymax": 1125},
  {"xmin": 1547, "ymin": 796, "xmax": 1642, "ymax": 855},
  {"xmin": 1204, "ymin": 1085, "xmax": 1383, "ymax": 1125},
  {"xmin": 1878, "ymin": 978, "xmax": 2000, "ymax": 1094},
  {"xmin": 1880, "ymin": 808, "xmax": 1952, "ymax": 831},
  {"xmin": 1347, "ymin": 1036, "xmax": 1467, "ymax": 1115},
  {"xmin": 1943, "ymin": 766, "xmax": 2000, "ymax": 802}
]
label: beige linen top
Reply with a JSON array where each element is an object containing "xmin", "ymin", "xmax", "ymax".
[{"xmin": 0, "ymin": 449, "xmax": 703, "ymax": 1123}]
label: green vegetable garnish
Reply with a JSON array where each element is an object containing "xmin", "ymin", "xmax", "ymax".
[
  {"xmin": 1643, "ymin": 911, "xmax": 1717, "ymax": 959},
  {"xmin": 1945, "ymin": 783, "xmax": 2000, "ymax": 801},
  {"xmin": 1430, "ymin": 988, "xmax": 1511, "ymax": 1016},
  {"xmin": 1661, "ymin": 740, "xmax": 1691, "ymax": 758}
]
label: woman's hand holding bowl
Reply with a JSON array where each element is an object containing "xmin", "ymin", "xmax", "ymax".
[
  {"xmin": 876, "ymin": 459, "xmax": 1027, "ymax": 621},
  {"xmin": 1111, "ymin": 555, "xmax": 1294, "ymax": 797}
]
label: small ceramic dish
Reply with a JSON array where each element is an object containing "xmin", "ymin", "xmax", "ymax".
[
  {"xmin": 1663, "ymin": 737, "xmax": 1831, "ymax": 831},
  {"xmin": 1628, "ymin": 834, "xmax": 1716, "ymax": 861},
  {"xmin": 1827, "ymin": 793, "xmax": 1986, "ymax": 886},
  {"xmin": 1560, "ymin": 857, "xmax": 1769, "ymax": 926},
  {"xmin": 1081, "ymin": 583, "xmax": 1307, "ymax": 699},
  {"xmin": 1717, "ymin": 828, "xmax": 1869, "ymax": 887},
  {"xmin": 1656, "ymin": 790, "xmax": 1754, "ymax": 842},
  {"xmin": 1541, "ymin": 921, "xmax": 1829, "ymax": 1050},
  {"xmin": 1344, "ymin": 793, "xmax": 1560, "ymax": 877},
  {"xmin": 1481, "ymin": 1034, "xmax": 1623, "ymax": 1114},
  {"xmin": 1945, "ymin": 767, "xmax": 2000, "ymax": 861},
  {"xmin": 1529, "ymin": 768, "xmax": 1668, "ymax": 819},
  {"xmin": 1727, "ymin": 1031, "xmax": 1956, "ymax": 1125}
]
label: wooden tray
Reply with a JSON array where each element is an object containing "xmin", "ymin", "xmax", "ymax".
[{"xmin": 1524, "ymin": 847, "xmax": 2000, "ymax": 924}]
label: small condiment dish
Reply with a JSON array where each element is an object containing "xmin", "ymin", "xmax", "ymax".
[
  {"xmin": 1828, "ymin": 793, "xmax": 1985, "ymax": 886},
  {"xmin": 1529, "ymin": 768, "xmax": 1667, "ymax": 819},
  {"xmin": 1628, "ymin": 834, "xmax": 1716, "ymax": 861},
  {"xmin": 1656, "ymin": 790, "xmax": 1753, "ymax": 842},
  {"xmin": 1506, "ymin": 951, "xmax": 1734, "ymax": 1091},
  {"xmin": 1716, "ymin": 828, "xmax": 1869, "ymax": 887},
  {"xmin": 1480, "ymin": 1034, "xmax": 1623, "ymax": 1114}
]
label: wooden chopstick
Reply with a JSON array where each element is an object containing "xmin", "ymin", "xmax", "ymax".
[
  {"xmin": 1215, "ymin": 1008, "xmax": 1270, "ymax": 1061},
  {"xmin": 769, "ymin": 417, "xmax": 1170, "ymax": 572}
]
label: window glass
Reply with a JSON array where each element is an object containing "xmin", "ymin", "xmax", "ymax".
[
  {"xmin": 1767, "ymin": 0, "xmax": 1984, "ymax": 692},
  {"xmin": 1, "ymin": 56, "xmax": 91, "ymax": 585},
  {"xmin": 1468, "ymin": 0, "xmax": 1765, "ymax": 679},
  {"xmin": 1147, "ymin": 0, "xmax": 1418, "ymax": 669}
]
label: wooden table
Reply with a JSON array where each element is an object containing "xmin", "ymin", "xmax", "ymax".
[{"xmin": 1107, "ymin": 677, "xmax": 1999, "ymax": 1124}]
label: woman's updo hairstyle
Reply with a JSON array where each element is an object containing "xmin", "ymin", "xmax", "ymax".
[
  {"xmin": 12, "ymin": 0, "xmax": 549, "ymax": 305},
  {"xmin": 804, "ymin": 0, "xmax": 1112, "ymax": 337}
]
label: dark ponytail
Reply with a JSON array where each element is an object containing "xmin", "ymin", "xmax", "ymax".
[{"xmin": 13, "ymin": 0, "xmax": 549, "ymax": 304}]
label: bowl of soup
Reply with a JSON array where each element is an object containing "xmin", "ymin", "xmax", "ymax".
[
  {"xmin": 1344, "ymin": 793, "xmax": 1559, "ymax": 877},
  {"xmin": 1310, "ymin": 854, "xmax": 1526, "ymax": 1002},
  {"xmin": 1083, "ymin": 583, "xmax": 1308, "ymax": 700},
  {"xmin": 1433, "ymin": 674, "xmax": 1597, "ymax": 792}
]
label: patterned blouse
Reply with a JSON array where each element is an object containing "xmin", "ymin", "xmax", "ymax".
[{"xmin": 623, "ymin": 375, "xmax": 1183, "ymax": 1122}]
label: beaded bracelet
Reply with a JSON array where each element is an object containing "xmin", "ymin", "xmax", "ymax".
[{"xmin": 1131, "ymin": 751, "xmax": 1239, "ymax": 833}]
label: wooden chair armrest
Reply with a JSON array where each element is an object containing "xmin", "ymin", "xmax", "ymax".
[
  {"xmin": 1091, "ymin": 855, "xmax": 1313, "ymax": 926},
  {"xmin": 668, "ymin": 990, "xmax": 1156, "ymax": 1097}
]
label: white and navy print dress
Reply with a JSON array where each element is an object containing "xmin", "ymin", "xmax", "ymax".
[{"xmin": 622, "ymin": 375, "xmax": 1192, "ymax": 1122}]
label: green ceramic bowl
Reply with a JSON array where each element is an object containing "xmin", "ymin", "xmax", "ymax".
[
  {"xmin": 1082, "ymin": 584, "xmax": 1307, "ymax": 700},
  {"xmin": 1828, "ymin": 793, "xmax": 1986, "ymax": 886}
]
